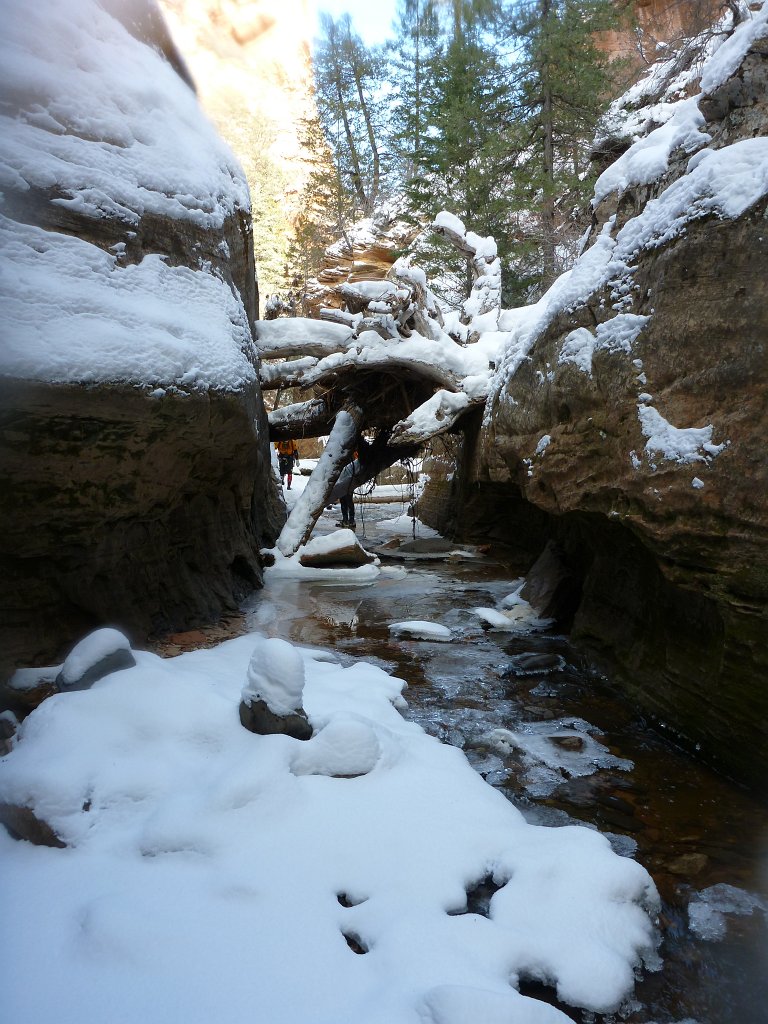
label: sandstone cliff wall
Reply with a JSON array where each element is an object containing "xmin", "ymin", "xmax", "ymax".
[
  {"xmin": 424, "ymin": 12, "xmax": 768, "ymax": 790},
  {"xmin": 0, "ymin": 0, "xmax": 283, "ymax": 678}
]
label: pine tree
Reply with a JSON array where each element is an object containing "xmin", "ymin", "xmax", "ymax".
[
  {"xmin": 398, "ymin": 0, "xmax": 521, "ymax": 306},
  {"xmin": 314, "ymin": 14, "xmax": 389, "ymax": 223},
  {"xmin": 504, "ymin": 0, "xmax": 630, "ymax": 291}
]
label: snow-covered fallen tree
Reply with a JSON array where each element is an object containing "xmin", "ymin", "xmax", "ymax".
[{"xmin": 257, "ymin": 212, "xmax": 512, "ymax": 553}]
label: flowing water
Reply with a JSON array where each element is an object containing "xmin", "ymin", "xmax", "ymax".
[{"xmin": 242, "ymin": 501, "xmax": 768, "ymax": 1024}]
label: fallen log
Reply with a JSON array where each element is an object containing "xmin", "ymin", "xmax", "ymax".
[
  {"xmin": 276, "ymin": 405, "xmax": 364, "ymax": 557},
  {"xmin": 269, "ymin": 398, "xmax": 335, "ymax": 441}
]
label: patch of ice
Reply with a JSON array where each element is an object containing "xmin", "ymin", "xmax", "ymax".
[{"xmin": 688, "ymin": 883, "xmax": 768, "ymax": 941}]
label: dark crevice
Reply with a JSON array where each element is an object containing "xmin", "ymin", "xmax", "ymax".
[
  {"xmin": 448, "ymin": 872, "xmax": 506, "ymax": 918},
  {"xmin": 342, "ymin": 931, "xmax": 369, "ymax": 954}
]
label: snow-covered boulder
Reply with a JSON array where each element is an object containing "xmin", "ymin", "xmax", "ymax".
[
  {"xmin": 239, "ymin": 637, "xmax": 312, "ymax": 740},
  {"xmin": 0, "ymin": 0, "xmax": 282, "ymax": 679},
  {"xmin": 389, "ymin": 621, "xmax": 453, "ymax": 642},
  {"xmin": 56, "ymin": 628, "xmax": 135, "ymax": 692},
  {"xmin": 298, "ymin": 529, "xmax": 376, "ymax": 568}
]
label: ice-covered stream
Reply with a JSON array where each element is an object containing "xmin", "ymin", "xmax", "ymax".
[{"xmin": 243, "ymin": 487, "xmax": 768, "ymax": 1024}]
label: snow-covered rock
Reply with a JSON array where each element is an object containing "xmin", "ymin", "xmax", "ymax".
[
  {"xmin": 0, "ymin": 0, "xmax": 282, "ymax": 676},
  {"xmin": 56, "ymin": 628, "xmax": 135, "ymax": 691},
  {"xmin": 470, "ymin": 2, "xmax": 768, "ymax": 791},
  {"xmin": 389, "ymin": 621, "xmax": 453, "ymax": 642}
]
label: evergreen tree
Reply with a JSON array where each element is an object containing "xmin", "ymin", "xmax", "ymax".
[
  {"xmin": 283, "ymin": 114, "xmax": 339, "ymax": 316},
  {"xmin": 398, "ymin": 0, "xmax": 522, "ymax": 306},
  {"xmin": 314, "ymin": 14, "xmax": 389, "ymax": 223},
  {"xmin": 503, "ymin": 0, "xmax": 630, "ymax": 290}
]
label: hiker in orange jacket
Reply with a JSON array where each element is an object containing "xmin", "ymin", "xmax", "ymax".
[{"xmin": 274, "ymin": 439, "xmax": 300, "ymax": 489}]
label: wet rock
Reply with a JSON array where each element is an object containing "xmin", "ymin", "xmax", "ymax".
[
  {"xmin": 56, "ymin": 628, "xmax": 135, "ymax": 692},
  {"xmin": 668, "ymin": 852, "xmax": 709, "ymax": 876},
  {"xmin": 520, "ymin": 541, "xmax": 581, "ymax": 623},
  {"xmin": 238, "ymin": 697, "xmax": 312, "ymax": 741},
  {"xmin": 0, "ymin": 803, "xmax": 66, "ymax": 848},
  {"xmin": 549, "ymin": 734, "xmax": 585, "ymax": 752},
  {"xmin": 503, "ymin": 652, "xmax": 565, "ymax": 677}
]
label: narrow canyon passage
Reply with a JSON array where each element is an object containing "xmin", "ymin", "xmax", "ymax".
[{"xmin": 244, "ymin": 492, "xmax": 768, "ymax": 1024}]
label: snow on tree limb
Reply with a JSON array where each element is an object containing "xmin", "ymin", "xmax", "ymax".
[
  {"xmin": 300, "ymin": 331, "xmax": 466, "ymax": 393},
  {"xmin": 433, "ymin": 211, "xmax": 502, "ymax": 329},
  {"xmin": 260, "ymin": 356, "xmax": 318, "ymax": 389},
  {"xmin": 256, "ymin": 318, "xmax": 354, "ymax": 360},
  {"xmin": 268, "ymin": 398, "xmax": 334, "ymax": 440},
  {"xmin": 389, "ymin": 389, "xmax": 480, "ymax": 445}
]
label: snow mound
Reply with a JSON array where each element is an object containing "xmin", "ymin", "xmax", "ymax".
[
  {"xmin": 291, "ymin": 716, "xmax": 382, "ymax": 778},
  {"xmin": 420, "ymin": 983, "xmax": 566, "ymax": 1024},
  {"xmin": 389, "ymin": 620, "xmax": 453, "ymax": 642},
  {"xmin": 242, "ymin": 636, "xmax": 305, "ymax": 715},
  {"xmin": 58, "ymin": 627, "xmax": 133, "ymax": 689},
  {"xmin": 0, "ymin": 633, "xmax": 659, "ymax": 1022}
]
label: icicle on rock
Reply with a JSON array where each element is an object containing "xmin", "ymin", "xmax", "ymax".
[{"xmin": 239, "ymin": 636, "xmax": 312, "ymax": 741}]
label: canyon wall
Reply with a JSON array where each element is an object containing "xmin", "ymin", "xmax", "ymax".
[
  {"xmin": 426, "ymin": 11, "xmax": 768, "ymax": 791},
  {"xmin": 0, "ymin": 0, "xmax": 283, "ymax": 679}
]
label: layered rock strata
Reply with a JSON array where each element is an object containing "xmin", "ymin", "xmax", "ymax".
[
  {"xmin": 430, "ymin": 13, "xmax": 768, "ymax": 790},
  {"xmin": 0, "ymin": 0, "xmax": 283, "ymax": 680}
]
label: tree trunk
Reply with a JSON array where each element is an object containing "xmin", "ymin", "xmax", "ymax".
[
  {"xmin": 540, "ymin": 0, "xmax": 557, "ymax": 285},
  {"xmin": 276, "ymin": 405, "xmax": 363, "ymax": 557}
]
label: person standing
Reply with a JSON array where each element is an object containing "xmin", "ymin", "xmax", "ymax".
[{"xmin": 274, "ymin": 439, "xmax": 300, "ymax": 489}]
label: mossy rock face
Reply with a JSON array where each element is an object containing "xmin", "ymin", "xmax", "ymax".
[{"xmin": 0, "ymin": 379, "xmax": 284, "ymax": 680}]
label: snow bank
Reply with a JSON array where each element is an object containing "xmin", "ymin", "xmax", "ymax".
[
  {"xmin": 0, "ymin": 0, "xmax": 257, "ymax": 391},
  {"xmin": 0, "ymin": 218, "xmax": 258, "ymax": 389},
  {"xmin": 0, "ymin": 0, "xmax": 248, "ymax": 229},
  {"xmin": 0, "ymin": 633, "xmax": 659, "ymax": 1023}
]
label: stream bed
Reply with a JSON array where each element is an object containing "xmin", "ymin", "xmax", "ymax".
[{"xmin": 243, "ymin": 502, "xmax": 768, "ymax": 1024}]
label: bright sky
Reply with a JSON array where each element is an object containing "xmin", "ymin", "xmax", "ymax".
[{"xmin": 312, "ymin": 0, "xmax": 399, "ymax": 46}]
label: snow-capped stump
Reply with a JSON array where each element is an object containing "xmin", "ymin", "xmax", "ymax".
[
  {"xmin": 388, "ymin": 620, "xmax": 453, "ymax": 642},
  {"xmin": 239, "ymin": 636, "xmax": 312, "ymax": 741},
  {"xmin": 298, "ymin": 529, "xmax": 377, "ymax": 568},
  {"xmin": 291, "ymin": 717, "xmax": 381, "ymax": 778},
  {"xmin": 56, "ymin": 628, "xmax": 135, "ymax": 692}
]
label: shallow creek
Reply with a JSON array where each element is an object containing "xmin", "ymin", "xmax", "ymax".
[{"xmin": 243, "ymin": 503, "xmax": 768, "ymax": 1024}]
